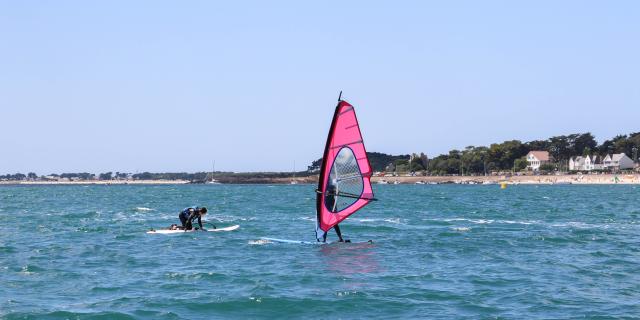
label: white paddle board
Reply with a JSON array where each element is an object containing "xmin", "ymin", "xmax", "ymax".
[{"xmin": 147, "ymin": 225, "xmax": 239, "ymax": 234}]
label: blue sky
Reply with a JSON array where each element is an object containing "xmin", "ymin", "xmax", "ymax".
[{"xmin": 1, "ymin": 1, "xmax": 639, "ymax": 174}]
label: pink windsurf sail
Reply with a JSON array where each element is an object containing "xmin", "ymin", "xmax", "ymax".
[{"xmin": 315, "ymin": 97, "xmax": 375, "ymax": 240}]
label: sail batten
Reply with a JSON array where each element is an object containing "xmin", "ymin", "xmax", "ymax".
[
  {"xmin": 330, "ymin": 140, "xmax": 364, "ymax": 149},
  {"xmin": 315, "ymin": 99, "xmax": 374, "ymax": 237}
]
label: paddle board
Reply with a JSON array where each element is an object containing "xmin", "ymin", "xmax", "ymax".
[{"xmin": 147, "ymin": 225, "xmax": 239, "ymax": 234}]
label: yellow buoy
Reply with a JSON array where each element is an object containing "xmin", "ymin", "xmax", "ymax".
[{"xmin": 500, "ymin": 182, "xmax": 507, "ymax": 189}]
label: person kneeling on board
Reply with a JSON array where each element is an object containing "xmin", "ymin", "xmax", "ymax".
[{"xmin": 179, "ymin": 207, "xmax": 208, "ymax": 230}]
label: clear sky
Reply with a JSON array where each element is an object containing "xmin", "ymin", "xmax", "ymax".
[{"xmin": 1, "ymin": 1, "xmax": 639, "ymax": 174}]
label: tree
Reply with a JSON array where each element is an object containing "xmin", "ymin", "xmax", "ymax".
[
  {"xmin": 539, "ymin": 163, "xmax": 555, "ymax": 172},
  {"xmin": 486, "ymin": 140, "xmax": 527, "ymax": 171},
  {"xmin": 133, "ymin": 172, "xmax": 153, "ymax": 180},
  {"xmin": 598, "ymin": 135, "xmax": 626, "ymax": 155},
  {"xmin": 99, "ymin": 172, "xmax": 113, "ymax": 180},
  {"xmin": 394, "ymin": 159, "xmax": 409, "ymax": 173},
  {"xmin": 27, "ymin": 172, "xmax": 38, "ymax": 180},
  {"xmin": 418, "ymin": 153, "xmax": 429, "ymax": 169},
  {"xmin": 514, "ymin": 157, "xmax": 528, "ymax": 172},
  {"xmin": 79, "ymin": 173, "xmax": 95, "ymax": 180},
  {"xmin": 573, "ymin": 133, "xmax": 597, "ymax": 155},
  {"xmin": 526, "ymin": 139, "xmax": 550, "ymax": 151},
  {"xmin": 307, "ymin": 158, "xmax": 322, "ymax": 172}
]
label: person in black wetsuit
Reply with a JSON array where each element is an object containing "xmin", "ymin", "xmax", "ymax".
[
  {"xmin": 322, "ymin": 185, "xmax": 345, "ymax": 242},
  {"xmin": 178, "ymin": 207, "xmax": 208, "ymax": 230}
]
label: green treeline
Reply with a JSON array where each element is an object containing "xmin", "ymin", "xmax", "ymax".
[
  {"xmin": 2, "ymin": 132, "xmax": 639, "ymax": 181},
  {"xmin": 428, "ymin": 132, "xmax": 640, "ymax": 175},
  {"xmin": 308, "ymin": 132, "xmax": 640, "ymax": 175}
]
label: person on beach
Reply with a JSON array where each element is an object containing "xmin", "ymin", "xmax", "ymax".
[
  {"xmin": 321, "ymin": 185, "xmax": 347, "ymax": 242},
  {"xmin": 178, "ymin": 207, "xmax": 208, "ymax": 230}
]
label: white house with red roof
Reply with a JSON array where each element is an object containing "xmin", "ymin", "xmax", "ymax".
[{"xmin": 526, "ymin": 151, "xmax": 551, "ymax": 171}]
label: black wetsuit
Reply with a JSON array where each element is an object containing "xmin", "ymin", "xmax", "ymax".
[
  {"xmin": 323, "ymin": 224, "xmax": 343, "ymax": 242},
  {"xmin": 322, "ymin": 186, "xmax": 344, "ymax": 242},
  {"xmin": 179, "ymin": 208, "xmax": 203, "ymax": 230}
]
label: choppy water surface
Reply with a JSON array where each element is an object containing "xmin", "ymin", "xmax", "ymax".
[{"xmin": 1, "ymin": 184, "xmax": 639, "ymax": 319}]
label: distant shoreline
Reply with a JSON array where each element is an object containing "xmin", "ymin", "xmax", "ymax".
[
  {"xmin": 1, "ymin": 174, "xmax": 639, "ymax": 185},
  {"xmin": 0, "ymin": 179, "xmax": 190, "ymax": 185},
  {"xmin": 371, "ymin": 174, "xmax": 640, "ymax": 185}
]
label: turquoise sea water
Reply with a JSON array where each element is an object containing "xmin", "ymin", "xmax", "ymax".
[{"xmin": 1, "ymin": 184, "xmax": 639, "ymax": 319}]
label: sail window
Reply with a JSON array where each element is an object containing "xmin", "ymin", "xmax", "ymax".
[{"xmin": 325, "ymin": 147, "xmax": 364, "ymax": 213}]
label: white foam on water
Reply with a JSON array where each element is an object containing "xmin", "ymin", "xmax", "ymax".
[
  {"xmin": 135, "ymin": 207, "xmax": 154, "ymax": 212},
  {"xmin": 550, "ymin": 221, "xmax": 610, "ymax": 229},
  {"xmin": 210, "ymin": 214, "xmax": 254, "ymax": 223},
  {"xmin": 498, "ymin": 220, "xmax": 538, "ymax": 225},
  {"xmin": 452, "ymin": 227, "xmax": 471, "ymax": 232},
  {"xmin": 248, "ymin": 239, "xmax": 270, "ymax": 245},
  {"xmin": 20, "ymin": 266, "xmax": 35, "ymax": 275},
  {"xmin": 426, "ymin": 217, "xmax": 540, "ymax": 225},
  {"xmin": 355, "ymin": 217, "xmax": 404, "ymax": 224},
  {"xmin": 384, "ymin": 218, "xmax": 403, "ymax": 224}
]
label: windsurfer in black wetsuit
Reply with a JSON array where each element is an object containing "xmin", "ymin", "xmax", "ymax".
[
  {"xmin": 178, "ymin": 207, "xmax": 208, "ymax": 230},
  {"xmin": 322, "ymin": 185, "xmax": 346, "ymax": 242}
]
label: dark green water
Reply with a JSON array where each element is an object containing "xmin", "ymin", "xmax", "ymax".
[{"xmin": 1, "ymin": 184, "xmax": 639, "ymax": 319}]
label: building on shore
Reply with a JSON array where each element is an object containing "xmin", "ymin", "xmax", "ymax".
[
  {"xmin": 569, "ymin": 156, "xmax": 586, "ymax": 171},
  {"xmin": 603, "ymin": 153, "xmax": 634, "ymax": 171},
  {"xmin": 585, "ymin": 155, "xmax": 603, "ymax": 171},
  {"xmin": 526, "ymin": 151, "xmax": 551, "ymax": 171},
  {"xmin": 570, "ymin": 155, "xmax": 604, "ymax": 171}
]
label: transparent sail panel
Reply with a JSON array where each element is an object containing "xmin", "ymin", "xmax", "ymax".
[{"xmin": 325, "ymin": 147, "xmax": 364, "ymax": 213}]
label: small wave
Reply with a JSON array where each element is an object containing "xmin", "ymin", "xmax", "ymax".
[
  {"xmin": 427, "ymin": 218, "xmax": 539, "ymax": 225},
  {"xmin": 135, "ymin": 207, "xmax": 154, "ymax": 212},
  {"xmin": 550, "ymin": 221, "xmax": 608, "ymax": 229},
  {"xmin": 452, "ymin": 227, "xmax": 471, "ymax": 232},
  {"xmin": 384, "ymin": 218, "xmax": 402, "ymax": 224},
  {"xmin": 499, "ymin": 220, "xmax": 537, "ymax": 225},
  {"xmin": 164, "ymin": 272, "xmax": 226, "ymax": 281},
  {"xmin": 356, "ymin": 218, "xmax": 403, "ymax": 224},
  {"xmin": 335, "ymin": 290, "xmax": 361, "ymax": 297},
  {"xmin": 213, "ymin": 215, "xmax": 254, "ymax": 222},
  {"xmin": 0, "ymin": 245, "xmax": 16, "ymax": 253},
  {"xmin": 248, "ymin": 239, "xmax": 271, "ymax": 245},
  {"xmin": 19, "ymin": 264, "xmax": 44, "ymax": 275},
  {"xmin": 438, "ymin": 218, "xmax": 493, "ymax": 224}
]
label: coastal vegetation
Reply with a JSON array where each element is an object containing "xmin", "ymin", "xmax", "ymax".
[
  {"xmin": 426, "ymin": 132, "xmax": 639, "ymax": 175},
  {"xmin": 2, "ymin": 132, "xmax": 638, "ymax": 182}
]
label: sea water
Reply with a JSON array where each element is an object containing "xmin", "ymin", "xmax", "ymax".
[{"xmin": 1, "ymin": 184, "xmax": 639, "ymax": 319}]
